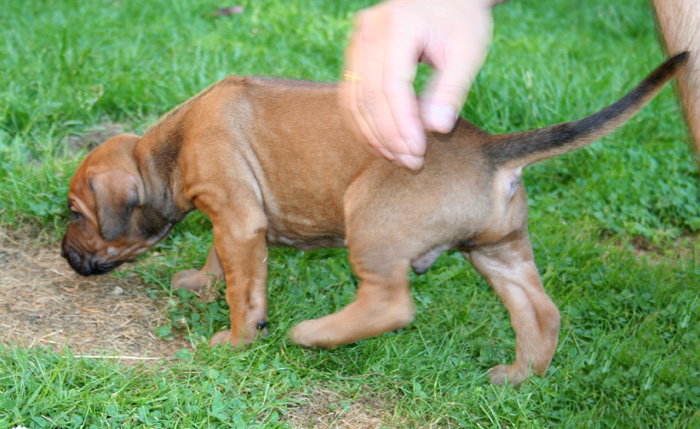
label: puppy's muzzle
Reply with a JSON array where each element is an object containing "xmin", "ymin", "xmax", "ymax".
[{"xmin": 61, "ymin": 237, "xmax": 123, "ymax": 276}]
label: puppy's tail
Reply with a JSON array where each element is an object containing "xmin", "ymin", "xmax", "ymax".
[{"xmin": 484, "ymin": 52, "xmax": 688, "ymax": 169}]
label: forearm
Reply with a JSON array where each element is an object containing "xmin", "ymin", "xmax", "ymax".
[{"xmin": 653, "ymin": 0, "xmax": 700, "ymax": 154}]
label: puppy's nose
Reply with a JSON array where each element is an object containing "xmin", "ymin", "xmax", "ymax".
[
  {"xmin": 65, "ymin": 250, "xmax": 94, "ymax": 276},
  {"xmin": 61, "ymin": 240, "xmax": 95, "ymax": 276}
]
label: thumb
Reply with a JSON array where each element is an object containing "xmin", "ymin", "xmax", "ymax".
[
  {"xmin": 420, "ymin": 57, "xmax": 481, "ymax": 133},
  {"xmin": 420, "ymin": 24, "xmax": 492, "ymax": 133}
]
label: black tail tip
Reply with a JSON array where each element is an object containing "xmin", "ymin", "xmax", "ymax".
[
  {"xmin": 669, "ymin": 51, "xmax": 690, "ymax": 69},
  {"xmin": 647, "ymin": 52, "xmax": 689, "ymax": 85}
]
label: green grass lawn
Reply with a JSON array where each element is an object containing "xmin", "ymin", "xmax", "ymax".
[{"xmin": 1, "ymin": 0, "xmax": 699, "ymax": 427}]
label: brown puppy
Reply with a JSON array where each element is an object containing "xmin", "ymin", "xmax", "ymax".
[{"xmin": 61, "ymin": 53, "xmax": 688, "ymax": 385}]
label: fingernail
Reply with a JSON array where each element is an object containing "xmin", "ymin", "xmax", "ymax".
[
  {"xmin": 396, "ymin": 154, "xmax": 423, "ymax": 170},
  {"xmin": 425, "ymin": 104, "xmax": 458, "ymax": 133}
]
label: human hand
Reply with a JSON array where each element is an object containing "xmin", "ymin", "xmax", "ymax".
[{"xmin": 341, "ymin": 0, "xmax": 494, "ymax": 169}]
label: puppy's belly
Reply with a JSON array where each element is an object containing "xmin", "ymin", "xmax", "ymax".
[
  {"xmin": 266, "ymin": 232, "xmax": 346, "ymax": 250},
  {"xmin": 266, "ymin": 216, "xmax": 346, "ymax": 250},
  {"xmin": 263, "ymin": 197, "xmax": 346, "ymax": 250}
]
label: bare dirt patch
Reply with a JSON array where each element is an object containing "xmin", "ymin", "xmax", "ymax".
[
  {"xmin": 0, "ymin": 228, "xmax": 396, "ymax": 427},
  {"xmin": 0, "ymin": 228, "xmax": 189, "ymax": 357},
  {"xmin": 619, "ymin": 233, "xmax": 698, "ymax": 264},
  {"xmin": 285, "ymin": 387, "xmax": 398, "ymax": 429},
  {"xmin": 65, "ymin": 121, "xmax": 132, "ymax": 152}
]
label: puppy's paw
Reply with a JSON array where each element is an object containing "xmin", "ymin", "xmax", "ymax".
[
  {"xmin": 209, "ymin": 325, "xmax": 266, "ymax": 348},
  {"xmin": 209, "ymin": 329, "xmax": 251, "ymax": 347},
  {"xmin": 488, "ymin": 364, "xmax": 528, "ymax": 386},
  {"xmin": 171, "ymin": 269, "xmax": 210, "ymax": 292},
  {"xmin": 210, "ymin": 329, "xmax": 236, "ymax": 347},
  {"xmin": 288, "ymin": 320, "xmax": 335, "ymax": 349}
]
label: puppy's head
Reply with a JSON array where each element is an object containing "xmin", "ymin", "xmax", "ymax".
[{"xmin": 61, "ymin": 134, "xmax": 174, "ymax": 276}]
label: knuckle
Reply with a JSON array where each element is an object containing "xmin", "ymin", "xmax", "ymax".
[
  {"xmin": 381, "ymin": 78, "xmax": 405, "ymax": 98},
  {"xmin": 359, "ymin": 88, "xmax": 385, "ymax": 111},
  {"xmin": 382, "ymin": 5, "xmax": 410, "ymax": 27}
]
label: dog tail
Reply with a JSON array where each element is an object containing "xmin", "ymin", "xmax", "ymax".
[{"xmin": 484, "ymin": 52, "xmax": 688, "ymax": 169}]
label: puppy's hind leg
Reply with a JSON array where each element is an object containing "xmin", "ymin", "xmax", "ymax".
[
  {"xmin": 288, "ymin": 251, "xmax": 414, "ymax": 348},
  {"xmin": 289, "ymin": 208, "xmax": 416, "ymax": 348},
  {"xmin": 172, "ymin": 245, "xmax": 224, "ymax": 292},
  {"xmin": 462, "ymin": 232, "xmax": 560, "ymax": 385}
]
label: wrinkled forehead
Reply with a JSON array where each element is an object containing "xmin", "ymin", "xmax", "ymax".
[
  {"xmin": 68, "ymin": 143, "xmax": 111, "ymax": 201},
  {"xmin": 69, "ymin": 163, "xmax": 88, "ymax": 190},
  {"xmin": 67, "ymin": 164, "xmax": 99, "ymax": 226},
  {"xmin": 68, "ymin": 162, "xmax": 94, "ymax": 200}
]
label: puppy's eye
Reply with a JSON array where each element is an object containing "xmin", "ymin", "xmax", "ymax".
[{"xmin": 70, "ymin": 210, "xmax": 84, "ymax": 221}]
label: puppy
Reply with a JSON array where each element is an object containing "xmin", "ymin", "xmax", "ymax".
[{"xmin": 61, "ymin": 53, "xmax": 688, "ymax": 384}]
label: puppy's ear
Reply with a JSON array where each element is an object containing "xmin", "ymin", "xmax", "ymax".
[{"xmin": 89, "ymin": 170, "xmax": 142, "ymax": 242}]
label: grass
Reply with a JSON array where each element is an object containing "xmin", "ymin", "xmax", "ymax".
[{"xmin": 1, "ymin": 0, "xmax": 699, "ymax": 427}]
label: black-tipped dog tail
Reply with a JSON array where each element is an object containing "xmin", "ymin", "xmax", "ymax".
[{"xmin": 485, "ymin": 52, "xmax": 689, "ymax": 169}]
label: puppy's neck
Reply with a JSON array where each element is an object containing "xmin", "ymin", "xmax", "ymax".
[{"xmin": 134, "ymin": 122, "xmax": 192, "ymax": 223}]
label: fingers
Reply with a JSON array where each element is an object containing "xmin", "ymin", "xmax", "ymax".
[
  {"xmin": 343, "ymin": 16, "xmax": 397, "ymax": 163},
  {"xmin": 341, "ymin": 0, "xmax": 495, "ymax": 170},
  {"xmin": 342, "ymin": 6, "xmax": 426, "ymax": 169},
  {"xmin": 375, "ymin": 8, "xmax": 428, "ymax": 167},
  {"xmin": 421, "ymin": 8, "xmax": 493, "ymax": 133}
]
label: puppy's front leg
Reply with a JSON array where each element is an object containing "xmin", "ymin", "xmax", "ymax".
[
  {"xmin": 462, "ymin": 232, "xmax": 560, "ymax": 385},
  {"xmin": 200, "ymin": 197, "xmax": 269, "ymax": 347}
]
